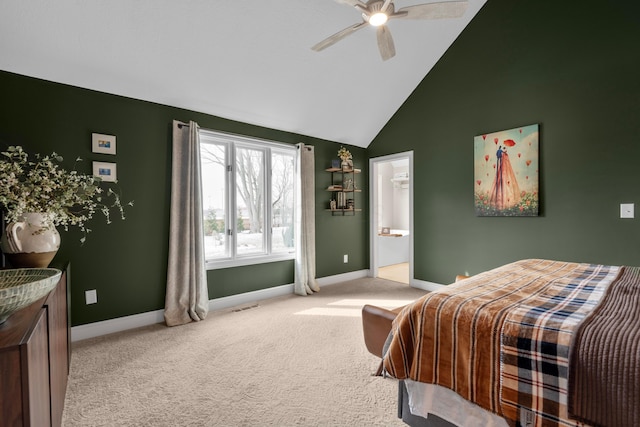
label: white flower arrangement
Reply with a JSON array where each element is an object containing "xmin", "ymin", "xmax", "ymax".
[
  {"xmin": 337, "ymin": 146, "xmax": 352, "ymax": 161},
  {"xmin": 0, "ymin": 146, "xmax": 133, "ymax": 243}
]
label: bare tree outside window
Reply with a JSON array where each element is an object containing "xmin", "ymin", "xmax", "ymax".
[
  {"xmin": 272, "ymin": 151, "xmax": 295, "ymax": 251},
  {"xmin": 235, "ymin": 147, "xmax": 264, "ymax": 255},
  {"xmin": 199, "ymin": 131, "xmax": 296, "ymax": 264}
]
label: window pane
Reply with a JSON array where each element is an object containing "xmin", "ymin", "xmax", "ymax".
[
  {"xmin": 272, "ymin": 150, "xmax": 295, "ymax": 253},
  {"xmin": 200, "ymin": 129, "xmax": 296, "ymax": 267},
  {"xmin": 201, "ymin": 142, "xmax": 228, "ymax": 259},
  {"xmin": 235, "ymin": 147, "xmax": 265, "ymax": 255}
]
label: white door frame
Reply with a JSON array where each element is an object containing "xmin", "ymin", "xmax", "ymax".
[{"xmin": 369, "ymin": 151, "xmax": 414, "ymax": 285}]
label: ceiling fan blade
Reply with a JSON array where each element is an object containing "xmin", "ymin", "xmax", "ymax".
[
  {"xmin": 311, "ymin": 22, "xmax": 368, "ymax": 52},
  {"xmin": 376, "ymin": 25, "xmax": 396, "ymax": 61},
  {"xmin": 395, "ymin": 1, "xmax": 468, "ymax": 19},
  {"xmin": 335, "ymin": 0, "xmax": 368, "ymax": 8},
  {"xmin": 380, "ymin": 0, "xmax": 393, "ymax": 13}
]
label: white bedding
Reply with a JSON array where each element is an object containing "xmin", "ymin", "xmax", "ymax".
[{"xmin": 405, "ymin": 380, "xmax": 509, "ymax": 427}]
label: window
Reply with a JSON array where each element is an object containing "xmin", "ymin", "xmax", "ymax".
[{"xmin": 200, "ymin": 129, "xmax": 296, "ymax": 268}]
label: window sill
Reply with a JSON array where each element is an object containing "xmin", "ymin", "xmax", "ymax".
[{"xmin": 206, "ymin": 252, "xmax": 295, "ymax": 270}]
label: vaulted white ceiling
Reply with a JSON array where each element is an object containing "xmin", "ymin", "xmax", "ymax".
[{"xmin": 0, "ymin": 0, "xmax": 486, "ymax": 148}]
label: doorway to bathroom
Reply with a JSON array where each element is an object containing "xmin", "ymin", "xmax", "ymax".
[{"xmin": 369, "ymin": 151, "xmax": 413, "ymax": 285}]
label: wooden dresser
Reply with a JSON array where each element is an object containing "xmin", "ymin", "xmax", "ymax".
[{"xmin": 0, "ymin": 269, "xmax": 69, "ymax": 427}]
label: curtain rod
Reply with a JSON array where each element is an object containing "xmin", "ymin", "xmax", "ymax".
[{"xmin": 181, "ymin": 123, "xmax": 312, "ymax": 151}]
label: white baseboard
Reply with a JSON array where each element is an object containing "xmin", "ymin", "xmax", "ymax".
[
  {"xmin": 208, "ymin": 283, "xmax": 295, "ymax": 312},
  {"xmin": 70, "ymin": 269, "xmax": 369, "ymax": 342},
  {"xmin": 410, "ymin": 278, "xmax": 445, "ymax": 292},
  {"xmin": 71, "ymin": 309, "xmax": 166, "ymax": 342},
  {"xmin": 316, "ymin": 269, "xmax": 369, "ymax": 286}
]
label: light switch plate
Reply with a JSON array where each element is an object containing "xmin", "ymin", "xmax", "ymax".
[
  {"xmin": 85, "ymin": 289, "xmax": 97, "ymax": 305},
  {"xmin": 620, "ymin": 203, "xmax": 634, "ymax": 219}
]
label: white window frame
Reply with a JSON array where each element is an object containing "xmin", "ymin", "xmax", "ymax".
[{"xmin": 199, "ymin": 129, "xmax": 296, "ymax": 270}]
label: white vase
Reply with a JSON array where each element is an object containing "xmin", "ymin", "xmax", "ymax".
[{"xmin": 1, "ymin": 213, "xmax": 61, "ymax": 268}]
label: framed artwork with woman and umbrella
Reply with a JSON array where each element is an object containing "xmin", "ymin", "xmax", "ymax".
[{"xmin": 474, "ymin": 124, "xmax": 539, "ymax": 216}]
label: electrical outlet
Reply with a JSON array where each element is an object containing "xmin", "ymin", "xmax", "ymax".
[
  {"xmin": 343, "ymin": 254, "xmax": 348, "ymax": 263},
  {"xmin": 85, "ymin": 289, "xmax": 97, "ymax": 305}
]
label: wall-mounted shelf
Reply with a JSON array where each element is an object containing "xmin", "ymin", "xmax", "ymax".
[{"xmin": 326, "ymin": 167, "xmax": 362, "ymax": 215}]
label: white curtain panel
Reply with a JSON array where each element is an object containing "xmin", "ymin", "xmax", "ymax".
[
  {"xmin": 294, "ymin": 143, "xmax": 320, "ymax": 296},
  {"xmin": 164, "ymin": 120, "xmax": 209, "ymax": 326}
]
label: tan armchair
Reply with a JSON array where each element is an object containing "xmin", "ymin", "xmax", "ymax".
[{"xmin": 362, "ymin": 304, "xmax": 405, "ymax": 376}]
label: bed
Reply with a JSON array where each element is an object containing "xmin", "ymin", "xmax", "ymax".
[{"xmin": 382, "ymin": 259, "xmax": 640, "ymax": 427}]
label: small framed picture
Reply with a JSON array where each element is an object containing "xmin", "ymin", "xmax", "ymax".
[
  {"xmin": 93, "ymin": 161, "xmax": 117, "ymax": 182},
  {"xmin": 92, "ymin": 133, "xmax": 116, "ymax": 155},
  {"xmin": 331, "ymin": 159, "xmax": 340, "ymax": 169}
]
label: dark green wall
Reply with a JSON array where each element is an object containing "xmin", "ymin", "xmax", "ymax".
[
  {"xmin": 368, "ymin": 1, "xmax": 640, "ymax": 284},
  {"xmin": 0, "ymin": 71, "xmax": 368, "ymax": 326},
  {"xmin": 315, "ymin": 143, "xmax": 369, "ymax": 278},
  {"xmin": 8, "ymin": 0, "xmax": 636, "ymax": 325}
]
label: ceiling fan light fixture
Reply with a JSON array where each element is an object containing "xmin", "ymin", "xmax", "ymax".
[
  {"xmin": 312, "ymin": 0, "xmax": 469, "ymax": 61},
  {"xmin": 368, "ymin": 12, "xmax": 388, "ymax": 27}
]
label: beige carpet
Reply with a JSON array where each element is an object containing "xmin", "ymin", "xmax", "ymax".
[{"xmin": 62, "ymin": 278, "xmax": 426, "ymax": 426}]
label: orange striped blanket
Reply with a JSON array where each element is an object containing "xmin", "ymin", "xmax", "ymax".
[{"xmin": 383, "ymin": 259, "xmax": 623, "ymax": 426}]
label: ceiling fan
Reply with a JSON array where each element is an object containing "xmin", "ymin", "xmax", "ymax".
[{"xmin": 311, "ymin": 0, "xmax": 469, "ymax": 61}]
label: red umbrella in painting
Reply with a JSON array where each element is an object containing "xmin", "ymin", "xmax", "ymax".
[{"xmin": 503, "ymin": 139, "xmax": 516, "ymax": 147}]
